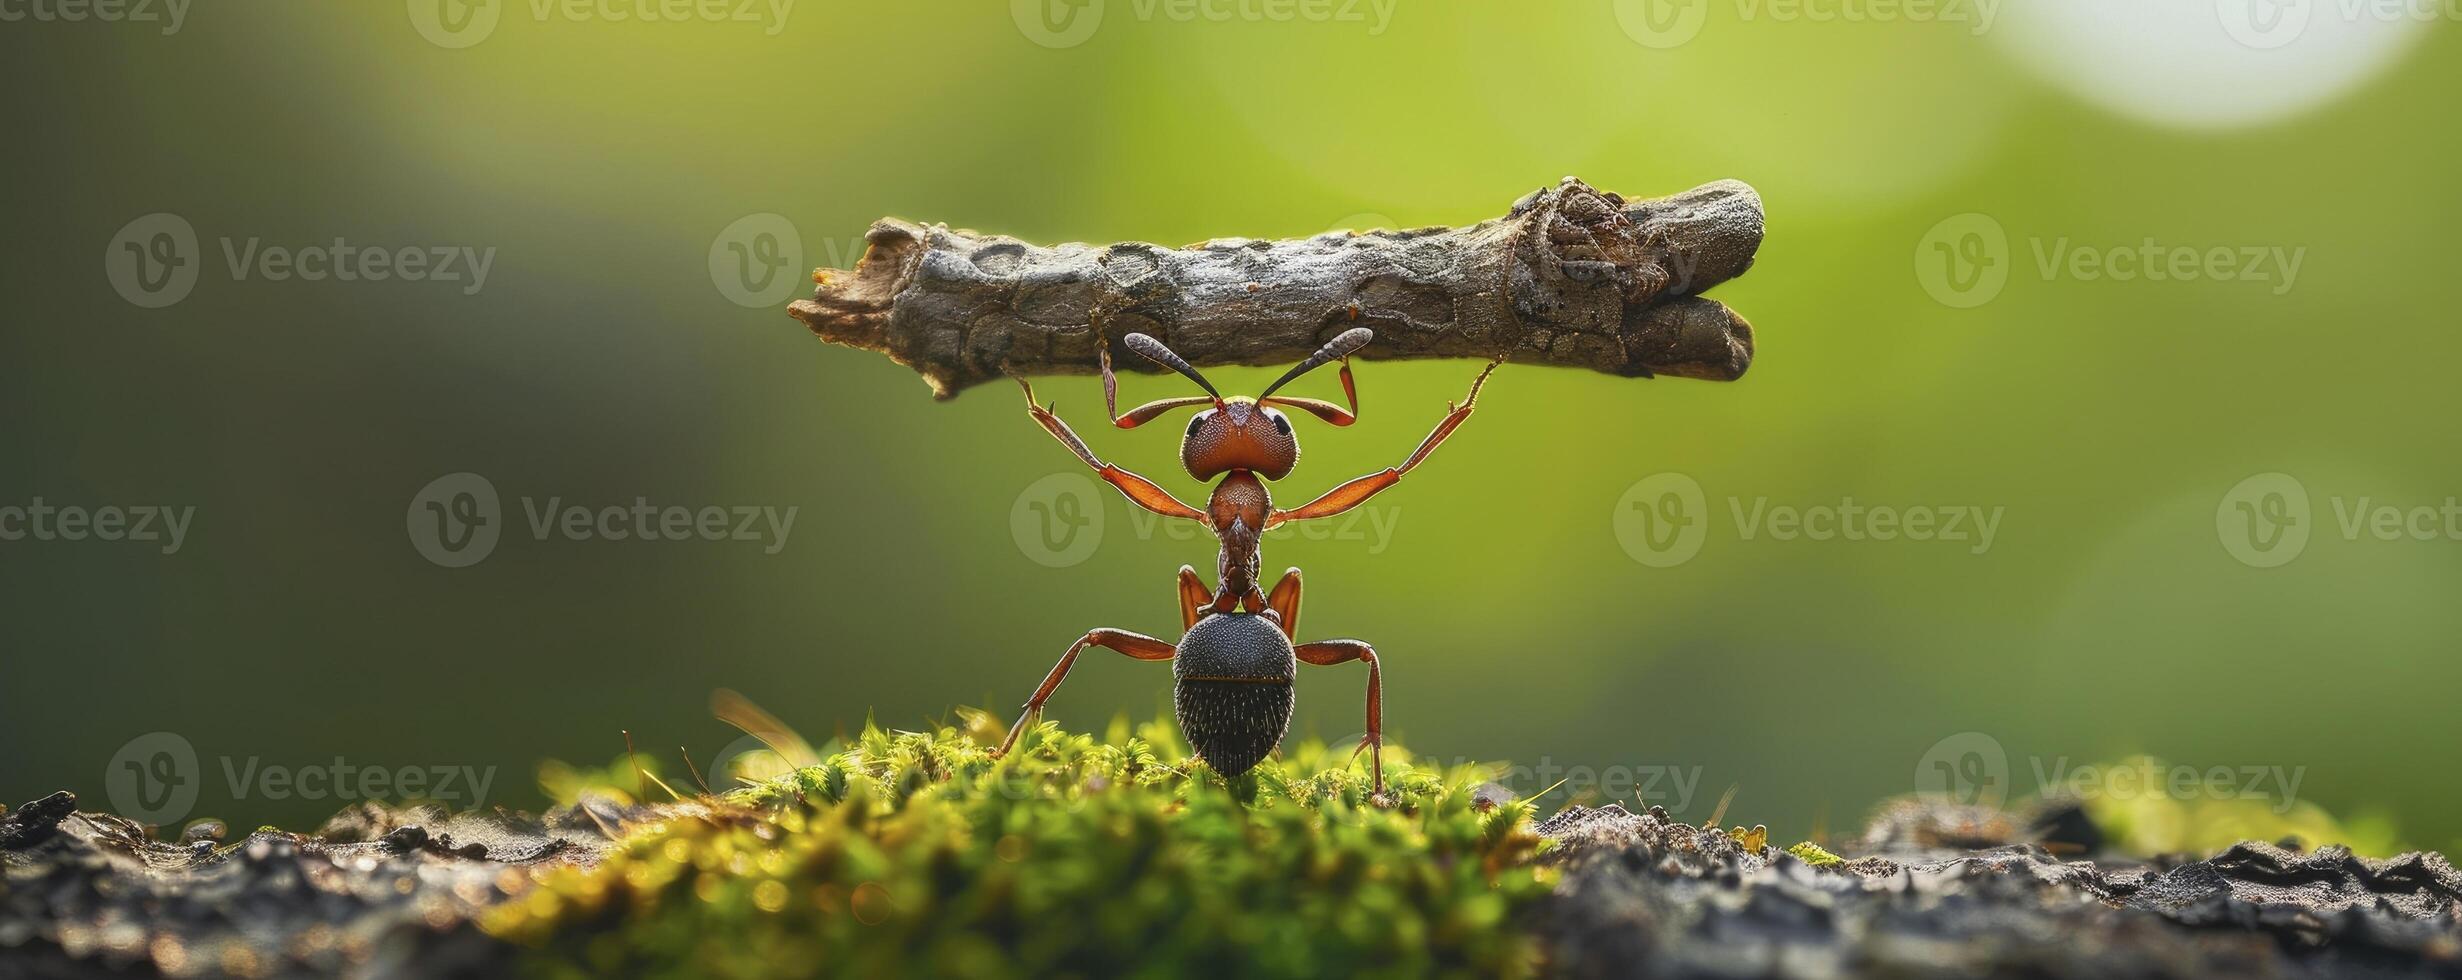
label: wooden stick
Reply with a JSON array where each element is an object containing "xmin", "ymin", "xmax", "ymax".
[{"xmin": 789, "ymin": 177, "xmax": 1762, "ymax": 399}]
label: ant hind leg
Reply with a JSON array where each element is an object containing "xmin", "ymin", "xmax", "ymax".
[
  {"xmin": 995, "ymin": 628, "xmax": 1175, "ymax": 758},
  {"xmin": 1295, "ymin": 639, "xmax": 1383, "ymax": 799}
]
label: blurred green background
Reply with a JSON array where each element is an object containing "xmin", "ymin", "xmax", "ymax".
[{"xmin": 3, "ymin": 1, "xmax": 2456, "ymax": 851}]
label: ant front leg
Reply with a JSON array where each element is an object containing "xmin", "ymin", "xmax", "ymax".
[
  {"xmin": 1295, "ymin": 639, "xmax": 1383, "ymax": 798},
  {"xmin": 1015, "ymin": 377, "xmax": 1205, "ymax": 522},
  {"xmin": 995, "ymin": 627, "xmax": 1176, "ymax": 758},
  {"xmin": 1268, "ymin": 359, "xmax": 1499, "ymax": 526}
]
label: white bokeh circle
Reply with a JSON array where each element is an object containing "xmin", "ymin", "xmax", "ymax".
[{"xmin": 1992, "ymin": 0, "xmax": 2430, "ymax": 130}]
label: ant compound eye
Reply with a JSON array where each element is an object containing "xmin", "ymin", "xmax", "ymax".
[
  {"xmin": 1187, "ymin": 412, "xmax": 1210, "ymax": 438},
  {"xmin": 1267, "ymin": 410, "xmax": 1291, "ymax": 436}
]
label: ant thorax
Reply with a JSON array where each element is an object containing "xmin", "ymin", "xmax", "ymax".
[{"xmin": 1207, "ymin": 472, "xmax": 1271, "ymax": 602}]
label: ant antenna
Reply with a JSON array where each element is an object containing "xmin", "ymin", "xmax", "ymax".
[
  {"xmin": 1260, "ymin": 327, "xmax": 1373, "ymax": 398},
  {"xmin": 1122, "ymin": 333, "xmax": 1222, "ymax": 403}
]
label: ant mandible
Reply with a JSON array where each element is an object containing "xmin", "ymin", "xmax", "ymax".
[{"xmin": 994, "ymin": 323, "xmax": 1500, "ymax": 798}]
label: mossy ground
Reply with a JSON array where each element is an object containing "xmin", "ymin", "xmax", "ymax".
[
  {"xmin": 492, "ymin": 713, "xmax": 1556, "ymax": 979},
  {"xmin": 487, "ymin": 718, "xmax": 2416, "ymax": 980}
]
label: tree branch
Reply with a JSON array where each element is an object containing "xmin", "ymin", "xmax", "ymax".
[{"xmin": 789, "ymin": 177, "xmax": 1763, "ymax": 399}]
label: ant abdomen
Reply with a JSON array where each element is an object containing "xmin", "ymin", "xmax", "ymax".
[{"xmin": 1173, "ymin": 612, "xmax": 1296, "ymax": 778}]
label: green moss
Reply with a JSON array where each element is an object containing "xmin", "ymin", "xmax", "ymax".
[
  {"xmin": 2074, "ymin": 755, "xmax": 2407, "ymax": 858},
  {"xmin": 1784, "ymin": 841, "xmax": 1843, "ymax": 866},
  {"xmin": 491, "ymin": 715, "xmax": 1554, "ymax": 979}
]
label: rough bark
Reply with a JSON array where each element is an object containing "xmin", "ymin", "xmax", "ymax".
[
  {"xmin": 12, "ymin": 790, "xmax": 2459, "ymax": 979},
  {"xmin": 789, "ymin": 177, "xmax": 1763, "ymax": 399},
  {"xmin": 1538, "ymin": 799, "xmax": 2462, "ymax": 980}
]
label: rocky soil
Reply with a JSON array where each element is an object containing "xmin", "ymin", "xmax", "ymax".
[{"xmin": 5, "ymin": 789, "xmax": 2458, "ymax": 979}]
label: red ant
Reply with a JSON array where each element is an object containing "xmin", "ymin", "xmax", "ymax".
[{"xmin": 994, "ymin": 325, "xmax": 1499, "ymax": 797}]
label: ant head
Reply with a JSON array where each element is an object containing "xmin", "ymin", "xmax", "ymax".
[
  {"xmin": 1112, "ymin": 329, "xmax": 1373, "ymax": 483},
  {"xmin": 1181, "ymin": 397, "xmax": 1299, "ymax": 481}
]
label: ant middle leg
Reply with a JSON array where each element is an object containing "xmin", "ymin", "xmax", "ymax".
[
  {"xmin": 1266, "ymin": 567, "xmax": 1303, "ymax": 638},
  {"xmin": 1178, "ymin": 565, "xmax": 1210, "ymax": 630},
  {"xmin": 995, "ymin": 627, "xmax": 1176, "ymax": 758}
]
